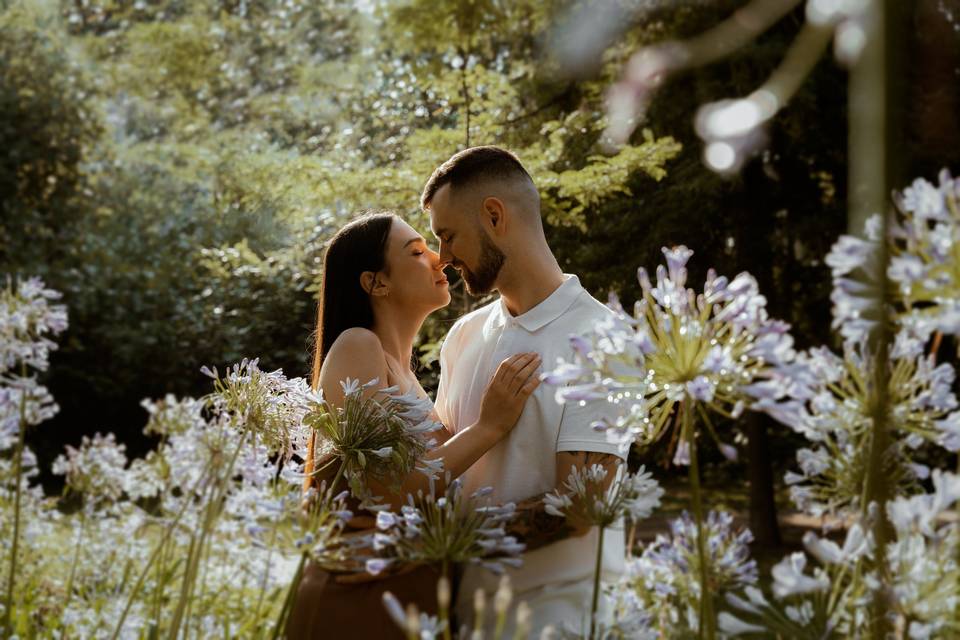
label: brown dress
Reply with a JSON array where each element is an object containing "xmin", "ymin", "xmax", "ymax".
[{"xmin": 285, "ymin": 446, "xmax": 441, "ymax": 640}]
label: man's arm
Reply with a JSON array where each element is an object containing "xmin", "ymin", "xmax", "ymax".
[{"xmin": 506, "ymin": 450, "xmax": 622, "ymax": 552}]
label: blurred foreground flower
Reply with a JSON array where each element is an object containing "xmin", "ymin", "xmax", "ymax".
[
  {"xmin": 827, "ymin": 170, "xmax": 960, "ymax": 345},
  {"xmin": 545, "ymin": 245, "xmax": 794, "ymax": 460},
  {"xmin": 610, "ymin": 510, "xmax": 757, "ymax": 636},
  {"xmin": 753, "ymin": 333, "xmax": 959, "ymax": 519},
  {"xmin": 383, "ymin": 574, "xmax": 530, "ymax": 640}
]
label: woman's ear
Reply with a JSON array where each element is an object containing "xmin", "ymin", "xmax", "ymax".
[{"xmin": 360, "ymin": 271, "xmax": 389, "ymax": 297}]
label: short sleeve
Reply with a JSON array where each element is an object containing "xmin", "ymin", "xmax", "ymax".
[
  {"xmin": 433, "ymin": 320, "xmax": 461, "ymax": 427},
  {"xmin": 555, "ymin": 392, "xmax": 627, "ymax": 461}
]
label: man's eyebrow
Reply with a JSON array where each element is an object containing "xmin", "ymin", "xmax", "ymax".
[{"xmin": 433, "ymin": 227, "xmax": 450, "ymax": 237}]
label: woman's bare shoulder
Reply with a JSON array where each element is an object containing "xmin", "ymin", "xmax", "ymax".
[
  {"xmin": 328, "ymin": 327, "xmax": 383, "ymax": 355},
  {"xmin": 321, "ymin": 328, "xmax": 389, "ymax": 394}
]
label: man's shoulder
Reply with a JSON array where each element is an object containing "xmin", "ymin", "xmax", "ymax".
[
  {"xmin": 564, "ymin": 287, "xmax": 616, "ymax": 327},
  {"xmin": 446, "ymin": 298, "xmax": 500, "ymax": 338}
]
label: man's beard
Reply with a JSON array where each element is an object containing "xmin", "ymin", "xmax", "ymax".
[{"xmin": 458, "ymin": 231, "xmax": 505, "ymax": 296}]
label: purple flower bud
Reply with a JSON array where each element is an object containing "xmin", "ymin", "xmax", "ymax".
[
  {"xmin": 376, "ymin": 511, "xmax": 398, "ymax": 530},
  {"xmin": 365, "ymin": 558, "xmax": 393, "ymax": 575}
]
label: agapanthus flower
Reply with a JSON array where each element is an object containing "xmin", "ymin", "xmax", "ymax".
[
  {"xmin": 826, "ymin": 170, "xmax": 960, "ymax": 345},
  {"xmin": 203, "ymin": 358, "xmax": 316, "ymax": 461},
  {"xmin": 543, "ymin": 464, "xmax": 663, "ymax": 528},
  {"xmin": 891, "ymin": 170, "xmax": 960, "ymax": 340},
  {"xmin": 305, "ymin": 377, "xmax": 444, "ymax": 501},
  {"xmin": 52, "ymin": 432, "xmax": 129, "ymax": 506},
  {"xmin": 0, "ymin": 276, "xmax": 68, "ymax": 375},
  {"xmin": 719, "ymin": 492, "xmax": 960, "ymax": 639},
  {"xmin": 881, "ymin": 471, "xmax": 960, "ymax": 635},
  {"xmin": 755, "ymin": 334, "xmax": 960, "ymax": 518},
  {"xmin": 544, "ymin": 246, "xmax": 794, "ymax": 460},
  {"xmin": 368, "ymin": 476, "xmax": 523, "ymax": 576},
  {"xmin": 609, "ymin": 510, "xmax": 757, "ymax": 635},
  {"xmin": 0, "ymin": 378, "xmax": 58, "ymax": 448}
]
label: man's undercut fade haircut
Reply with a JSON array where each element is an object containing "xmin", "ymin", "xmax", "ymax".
[{"xmin": 420, "ymin": 146, "xmax": 534, "ymax": 210}]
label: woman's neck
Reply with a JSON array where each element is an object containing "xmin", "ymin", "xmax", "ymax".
[{"xmin": 370, "ymin": 304, "xmax": 427, "ymax": 372}]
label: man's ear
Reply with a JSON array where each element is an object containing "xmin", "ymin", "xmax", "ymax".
[
  {"xmin": 481, "ymin": 196, "xmax": 507, "ymax": 236},
  {"xmin": 360, "ymin": 271, "xmax": 388, "ymax": 297}
]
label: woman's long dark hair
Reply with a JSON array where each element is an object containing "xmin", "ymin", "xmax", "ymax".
[{"xmin": 305, "ymin": 212, "xmax": 395, "ymax": 490}]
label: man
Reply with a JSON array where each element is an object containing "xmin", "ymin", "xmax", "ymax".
[{"xmin": 424, "ymin": 146, "xmax": 627, "ymax": 635}]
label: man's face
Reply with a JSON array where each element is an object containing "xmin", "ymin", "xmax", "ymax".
[{"xmin": 428, "ymin": 183, "xmax": 505, "ymax": 296}]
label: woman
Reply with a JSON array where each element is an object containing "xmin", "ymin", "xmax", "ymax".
[{"xmin": 286, "ymin": 212, "xmax": 540, "ymax": 639}]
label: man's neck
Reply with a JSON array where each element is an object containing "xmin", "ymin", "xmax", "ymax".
[{"xmin": 497, "ymin": 252, "xmax": 566, "ymax": 317}]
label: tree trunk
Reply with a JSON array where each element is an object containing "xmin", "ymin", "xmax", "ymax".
[{"xmin": 746, "ymin": 412, "xmax": 781, "ymax": 547}]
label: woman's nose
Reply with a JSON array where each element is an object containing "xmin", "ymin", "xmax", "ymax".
[{"xmin": 430, "ymin": 248, "xmax": 446, "ymax": 269}]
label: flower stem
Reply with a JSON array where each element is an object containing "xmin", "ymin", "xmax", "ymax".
[
  {"xmin": 59, "ymin": 501, "xmax": 88, "ymax": 637},
  {"xmin": 589, "ymin": 525, "xmax": 606, "ymax": 640},
  {"xmin": 684, "ymin": 399, "xmax": 715, "ymax": 640},
  {"xmin": 441, "ymin": 561, "xmax": 452, "ymax": 640},
  {"xmin": 167, "ymin": 423, "xmax": 249, "ymax": 640},
  {"xmin": 3, "ymin": 364, "xmax": 28, "ymax": 636},
  {"xmin": 271, "ymin": 551, "xmax": 307, "ymax": 640}
]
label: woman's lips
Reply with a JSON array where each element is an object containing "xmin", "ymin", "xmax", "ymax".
[{"xmin": 435, "ymin": 276, "xmax": 448, "ymax": 286}]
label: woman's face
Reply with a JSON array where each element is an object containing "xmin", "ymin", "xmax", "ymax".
[{"xmin": 378, "ymin": 218, "xmax": 450, "ymax": 311}]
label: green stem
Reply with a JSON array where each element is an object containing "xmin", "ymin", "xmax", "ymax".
[
  {"xmin": 3, "ymin": 363, "xmax": 28, "ymax": 636},
  {"xmin": 60, "ymin": 501, "xmax": 88, "ymax": 637},
  {"xmin": 271, "ymin": 551, "xmax": 308, "ymax": 640},
  {"xmin": 684, "ymin": 400, "xmax": 715, "ymax": 640},
  {"xmin": 441, "ymin": 561, "xmax": 451, "ymax": 640},
  {"xmin": 589, "ymin": 525, "xmax": 606, "ymax": 640},
  {"xmin": 110, "ymin": 467, "xmax": 213, "ymax": 640},
  {"xmin": 167, "ymin": 423, "xmax": 251, "ymax": 640},
  {"xmin": 251, "ymin": 502, "xmax": 281, "ymax": 631}
]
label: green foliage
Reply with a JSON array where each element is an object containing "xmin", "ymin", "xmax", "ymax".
[
  {"xmin": 0, "ymin": 0, "xmax": 845, "ymax": 485},
  {"xmin": 0, "ymin": 4, "xmax": 102, "ymax": 269}
]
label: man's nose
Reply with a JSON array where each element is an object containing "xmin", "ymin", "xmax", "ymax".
[{"xmin": 437, "ymin": 244, "xmax": 453, "ymax": 268}]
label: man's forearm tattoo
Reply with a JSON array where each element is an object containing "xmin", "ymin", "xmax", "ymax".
[
  {"xmin": 505, "ymin": 494, "xmax": 576, "ymax": 552},
  {"xmin": 504, "ymin": 451, "xmax": 620, "ymax": 552}
]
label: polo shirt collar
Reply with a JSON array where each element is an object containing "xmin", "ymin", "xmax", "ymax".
[{"xmin": 487, "ymin": 274, "xmax": 583, "ymax": 333}]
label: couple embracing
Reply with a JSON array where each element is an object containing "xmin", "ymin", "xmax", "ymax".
[{"xmin": 288, "ymin": 147, "xmax": 627, "ymax": 638}]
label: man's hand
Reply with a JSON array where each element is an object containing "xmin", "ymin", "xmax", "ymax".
[{"xmin": 504, "ymin": 451, "xmax": 622, "ymax": 552}]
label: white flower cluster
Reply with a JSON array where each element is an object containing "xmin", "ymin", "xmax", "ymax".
[
  {"xmin": 0, "ymin": 276, "xmax": 69, "ymax": 374},
  {"xmin": 306, "ymin": 376, "xmax": 444, "ymax": 502},
  {"xmin": 544, "ymin": 245, "xmax": 795, "ymax": 460},
  {"xmin": 543, "ymin": 463, "xmax": 663, "ymax": 528},
  {"xmin": 368, "ymin": 478, "xmax": 524, "ymax": 577},
  {"xmin": 749, "ymin": 336, "xmax": 960, "ymax": 519},
  {"xmin": 608, "ymin": 510, "xmax": 757, "ymax": 636},
  {"xmin": 827, "ymin": 170, "xmax": 960, "ymax": 344},
  {"xmin": 52, "ymin": 432, "xmax": 129, "ymax": 506}
]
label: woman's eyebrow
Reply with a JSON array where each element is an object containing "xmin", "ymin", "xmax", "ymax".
[{"xmin": 402, "ymin": 237, "xmax": 425, "ymax": 248}]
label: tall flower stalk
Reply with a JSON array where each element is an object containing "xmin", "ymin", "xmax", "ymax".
[
  {"xmin": 0, "ymin": 277, "xmax": 67, "ymax": 636},
  {"xmin": 544, "ymin": 246, "xmax": 793, "ymax": 637},
  {"xmin": 610, "ymin": 510, "xmax": 757, "ymax": 636},
  {"xmin": 543, "ymin": 463, "xmax": 662, "ymax": 639}
]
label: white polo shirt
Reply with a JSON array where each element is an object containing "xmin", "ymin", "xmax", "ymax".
[{"xmin": 435, "ymin": 275, "xmax": 627, "ymax": 624}]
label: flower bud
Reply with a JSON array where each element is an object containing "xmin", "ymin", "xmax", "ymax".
[
  {"xmin": 494, "ymin": 575, "xmax": 512, "ymax": 615},
  {"xmin": 437, "ymin": 576, "xmax": 451, "ymax": 609}
]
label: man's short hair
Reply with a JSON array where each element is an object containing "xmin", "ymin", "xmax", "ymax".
[{"xmin": 420, "ymin": 146, "xmax": 533, "ymax": 210}]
